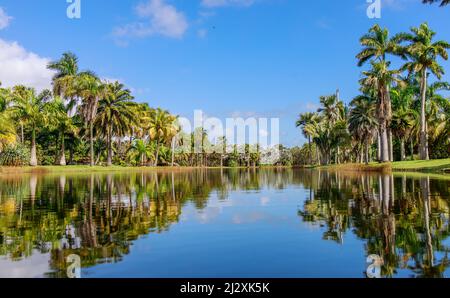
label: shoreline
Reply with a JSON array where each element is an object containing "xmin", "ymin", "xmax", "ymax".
[
  {"xmin": 1, "ymin": 159, "xmax": 449, "ymax": 175},
  {"xmin": 0, "ymin": 165, "xmax": 291, "ymax": 175},
  {"xmin": 313, "ymin": 159, "xmax": 450, "ymax": 173}
]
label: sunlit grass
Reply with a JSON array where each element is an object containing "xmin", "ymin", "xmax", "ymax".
[
  {"xmin": 315, "ymin": 158, "xmax": 450, "ymax": 173},
  {"xmin": 392, "ymin": 158, "xmax": 450, "ymax": 171}
]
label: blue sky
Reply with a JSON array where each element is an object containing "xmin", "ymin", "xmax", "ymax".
[{"xmin": 0, "ymin": 0, "xmax": 449, "ymax": 146}]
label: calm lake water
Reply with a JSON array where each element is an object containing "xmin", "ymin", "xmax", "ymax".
[{"xmin": 0, "ymin": 169, "xmax": 449, "ymax": 278}]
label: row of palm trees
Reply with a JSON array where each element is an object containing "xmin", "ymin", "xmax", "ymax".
[
  {"xmin": 0, "ymin": 52, "xmax": 179, "ymax": 167},
  {"xmin": 297, "ymin": 23, "xmax": 450, "ymax": 165},
  {"xmin": 1, "ymin": 52, "xmax": 265, "ymax": 168}
]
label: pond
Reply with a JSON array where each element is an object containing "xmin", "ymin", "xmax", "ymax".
[{"xmin": 0, "ymin": 169, "xmax": 449, "ymax": 278}]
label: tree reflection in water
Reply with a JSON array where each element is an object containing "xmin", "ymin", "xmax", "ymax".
[
  {"xmin": 299, "ymin": 171, "xmax": 450, "ymax": 278},
  {"xmin": 0, "ymin": 169, "xmax": 449, "ymax": 278}
]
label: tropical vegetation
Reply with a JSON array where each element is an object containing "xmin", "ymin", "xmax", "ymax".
[{"xmin": 296, "ymin": 23, "xmax": 450, "ymax": 166}]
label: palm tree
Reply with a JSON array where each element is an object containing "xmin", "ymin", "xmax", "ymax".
[
  {"xmin": 11, "ymin": 86, "xmax": 51, "ymax": 166},
  {"xmin": 128, "ymin": 139, "xmax": 152, "ymax": 166},
  {"xmin": 425, "ymin": 82, "xmax": 450, "ymax": 154},
  {"xmin": 390, "ymin": 83, "xmax": 417, "ymax": 160},
  {"xmin": 391, "ymin": 110, "xmax": 414, "ymax": 161},
  {"xmin": 318, "ymin": 94, "xmax": 344, "ymax": 125},
  {"xmin": 398, "ymin": 23, "xmax": 450, "ymax": 160},
  {"xmin": 360, "ymin": 61, "xmax": 402, "ymax": 162},
  {"xmin": 47, "ymin": 97, "xmax": 78, "ymax": 165},
  {"xmin": 217, "ymin": 136, "xmax": 227, "ymax": 168},
  {"xmin": 296, "ymin": 112, "xmax": 319, "ymax": 165},
  {"xmin": 147, "ymin": 108, "xmax": 177, "ymax": 166},
  {"xmin": 94, "ymin": 82, "xmax": 136, "ymax": 166},
  {"xmin": 349, "ymin": 95, "xmax": 378, "ymax": 164},
  {"xmin": 356, "ymin": 24, "xmax": 404, "ymax": 67},
  {"xmin": 170, "ymin": 122, "xmax": 182, "ymax": 167},
  {"xmin": 356, "ymin": 24, "xmax": 406, "ymax": 162},
  {"xmin": 47, "ymin": 52, "xmax": 80, "ymax": 100},
  {"xmin": 72, "ymin": 74, "xmax": 104, "ymax": 166}
]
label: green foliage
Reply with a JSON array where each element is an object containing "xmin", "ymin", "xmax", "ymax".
[{"xmin": 0, "ymin": 144, "xmax": 30, "ymax": 166}]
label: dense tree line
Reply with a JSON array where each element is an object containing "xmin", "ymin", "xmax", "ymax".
[
  {"xmin": 296, "ymin": 23, "xmax": 450, "ymax": 165},
  {"xmin": 0, "ymin": 53, "xmax": 268, "ymax": 167}
]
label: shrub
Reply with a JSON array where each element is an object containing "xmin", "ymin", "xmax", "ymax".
[{"xmin": 0, "ymin": 144, "xmax": 30, "ymax": 166}]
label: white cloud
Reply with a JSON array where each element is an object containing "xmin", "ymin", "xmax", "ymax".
[
  {"xmin": 0, "ymin": 38, "xmax": 55, "ymax": 91},
  {"xmin": 0, "ymin": 7, "xmax": 13, "ymax": 30},
  {"xmin": 113, "ymin": 0, "xmax": 188, "ymax": 42},
  {"xmin": 201, "ymin": 0, "xmax": 256, "ymax": 8}
]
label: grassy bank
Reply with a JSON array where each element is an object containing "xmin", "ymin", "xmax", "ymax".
[
  {"xmin": 0, "ymin": 165, "xmax": 257, "ymax": 175},
  {"xmin": 316, "ymin": 158, "xmax": 450, "ymax": 173},
  {"xmin": 0, "ymin": 165, "xmax": 198, "ymax": 175},
  {"xmin": 1, "ymin": 158, "xmax": 449, "ymax": 175}
]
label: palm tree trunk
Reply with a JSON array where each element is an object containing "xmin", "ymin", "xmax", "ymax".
[
  {"xmin": 90, "ymin": 121, "xmax": 94, "ymax": 167},
  {"xmin": 21, "ymin": 123, "xmax": 24, "ymax": 144},
  {"xmin": 171, "ymin": 137, "xmax": 175, "ymax": 167},
  {"xmin": 30, "ymin": 128, "xmax": 37, "ymax": 166},
  {"xmin": 308, "ymin": 136, "xmax": 312, "ymax": 165},
  {"xmin": 59, "ymin": 130, "xmax": 66, "ymax": 166},
  {"xmin": 419, "ymin": 70, "xmax": 429, "ymax": 160},
  {"xmin": 385, "ymin": 84, "xmax": 394, "ymax": 162},
  {"xmin": 154, "ymin": 141, "xmax": 160, "ymax": 167},
  {"xmin": 316, "ymin": 147, "xmax": 321, "ymax": 166},
  {"xmin": 107, "ymin": 128, "xmax": 113, "ymax": 167},
  {"xmin": 365, "ymin": 139, "xmax": 369, "ymax": 165},
  {"xmin": 388, "ymin": 129, "xmax": 394, "ymax": 162},
  {"xmin": 379, "ymin": 125, "xmax": 389, "ymax": 163},
  {"xmin": 377, "ymin": 131, "xmax": 381, "ymax": 161},
  {"xmin": 140, "ymin": 152, "xmax": 145, "ymax": 166},
  {"xmin": 400, "ymin": 138, "xmax": 405, "ymax": 161},
  {"xmin": 337, "ymin": 146, "xmax": 340, "ymax": 164},
  {"xmin": 410, "ymin": 138, "xmax": 415, "ymax": 160}
]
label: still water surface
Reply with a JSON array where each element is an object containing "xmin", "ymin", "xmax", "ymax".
[{"xmin": 0, "ymin": 169, "xmax": 449, "ymax": 278}]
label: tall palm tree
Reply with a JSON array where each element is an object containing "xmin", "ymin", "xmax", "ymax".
[
  {"xmin": 170, "ymin": 122, "xmax": 182, "ymax": 167},
  {"xmin": 349, "ymin": 95, "xmax": 378, "ymax": 164},
  {"xmin": 11, "ymin": 86, "xmax": 52, "ymax": 166},
  {"xmin": 47, "ymin": 97, "xmax": 78, "ymax": 165},
  {"xmin": 426, "ymin": 81, "xmax": 450, "ymax": 150},
  {"xmin": 94, "ymin": 82, "xmax": 137, "ymax": 166},
  {"xmin": 318, "ymin": 94, "xmax": 344, "ymax": 125},
  {"xmin": 73, "ymin": 74, "xmax": 105, "ymax": 166},
  {"xmin": 357, "ymin": 24, "xmax": 406, "ymax": 162},
  {"xmin": 356, "ymin": 24, "xmax": 404, "ymax": 67},
  {"xmin": 398, "ymin": 23, "xmax": 450, "ymax": 160},
  {"xmin": 47, "ymin": 52, "xmax": 80, "ymax": 101},
  {"xmin": 360, "ymin": 61, "xmax": 402, "ymax": 162},
  {"xmin": 390, "ymin": 83, "xmax": 417, "ymax": 160},
  {"xmin": 147, "ymin": 108, "xmax": 177, "ymax": 166},
  {"xmin": 296, "ymin": 112, "xmax": 319, "ymax": 165},
  {"xmin": 319, "ymin": 92, "xmax": 347, "ymax": 164}
]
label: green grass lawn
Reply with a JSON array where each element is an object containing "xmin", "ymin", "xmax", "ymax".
[
  {"xmin": 313, "ymin": 158, "xmax": 450, "ymax": 173},
  {"xmin": 392, "ymin": 158, "xmax": 450, "ymax": 171}
]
